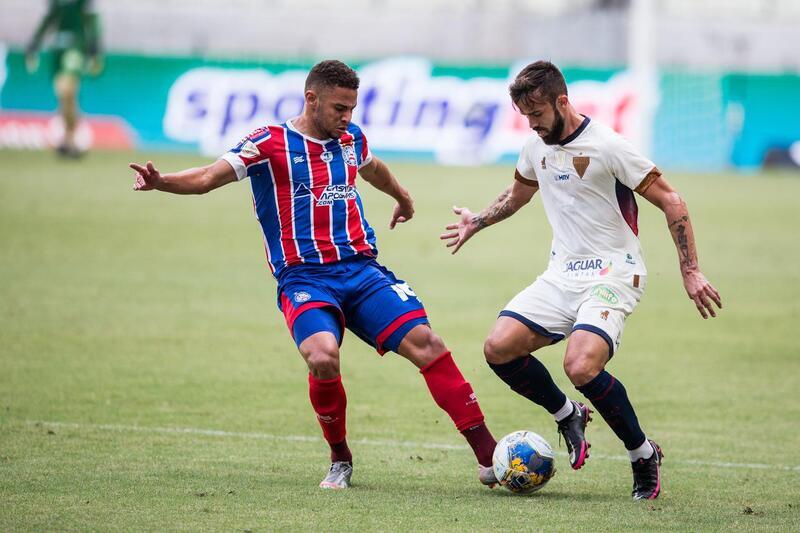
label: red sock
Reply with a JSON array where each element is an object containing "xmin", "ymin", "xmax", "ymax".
[
  {"xmin": 420, "ymin": 352, "xmax": 496, "ymax": 466},
  {"xmin": 308, "ymin": 373, "xmax": 352, "ymax": 463}
]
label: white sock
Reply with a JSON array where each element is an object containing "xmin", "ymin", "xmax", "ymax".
[
  {"xmin": 553, "ymin": 398, "xmax": 575, "ymax": 422},
  {"xmin": 627, "ymin": 439, "xmax": 655, "ymax": 462}
]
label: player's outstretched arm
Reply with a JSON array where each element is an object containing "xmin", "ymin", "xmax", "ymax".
[
  {"xmin": 130, "ymin": 159, "xmax": 237, "ymax": 195},
  {"xmin": 358, "ymin": 156, "xmax": 414, "ymax": 229},
  {"xmin": 639, "ymin": 174, "xmax": 722, "ymax": 319},
  {"xmin": 440, "ymin": 172, "xmax": 538, "ymax": 254}
]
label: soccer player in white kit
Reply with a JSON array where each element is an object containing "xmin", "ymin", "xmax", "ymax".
[{"xmin": 442, "ymin": 61, "xmax": 721, "ymax": 499}]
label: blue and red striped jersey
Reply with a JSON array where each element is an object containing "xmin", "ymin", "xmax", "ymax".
[{"xmin": 220, "ymin": 120, "xmax": 377, "ymax": 277}]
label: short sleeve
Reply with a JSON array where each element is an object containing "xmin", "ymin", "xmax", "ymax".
[
  {"xmin": 515, "ymin": 136, "xmax": 539, "ymax": 183},
  {"xmin": 358, "ymin": 130, "xmax": 373, "ymax": 169},
  {"xmin": 606, "ymin": 131, "xmax": 657, "ymax": 191},
  {"xmin": 219, "ymin": 127, "xmax": 272, "ymax": 181}
]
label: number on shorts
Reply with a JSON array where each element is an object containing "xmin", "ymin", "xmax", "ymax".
[{"xmin": 390, "ymin": 282, "xmax": 417, "ymax": 301}]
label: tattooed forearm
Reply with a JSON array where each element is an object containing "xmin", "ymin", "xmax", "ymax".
[
  {"xmin": 675, "ymin": 224, "xmax": 693, "ymax": 268},
  {"xmin": 668, "ymin": 215, "xmax": 688, "ymax": 228},
  {"xmin": 472, "ymin": 188, "xmax": 516, "ymax": 229},
  {"xmin": 668, "ymin": 214, "xmax": 698, "ymax": 273}
]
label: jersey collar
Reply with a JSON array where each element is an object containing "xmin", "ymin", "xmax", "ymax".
[
  {"xmin": 286, "ymin": 118, "xmax": 333, "ymax": 144},
  {"xmin": 558, "ymin": 115, "xmax": 591, "ymax": 146}
]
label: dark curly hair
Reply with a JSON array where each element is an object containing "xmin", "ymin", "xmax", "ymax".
[
  {"xmin": 305, "ymin": 60, "xmax": 360, "ymax": 92},
  {"xmin": 509, "ymin": 61, "xmax": 567, "ymax": 109}
]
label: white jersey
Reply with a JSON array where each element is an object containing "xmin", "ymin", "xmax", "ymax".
[{"xmin": 516, "ymin": 117, "xmax": 658, "ymax": 284}]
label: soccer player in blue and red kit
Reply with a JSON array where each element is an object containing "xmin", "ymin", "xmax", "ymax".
[{"xmin": 130, "ymin": 60, "xmax": 498, "ymax": 489}]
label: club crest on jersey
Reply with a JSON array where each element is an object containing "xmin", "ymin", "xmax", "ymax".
[
  {"xmin": 342, "ymin": 144, "xmax": 358, "ymax": 167},
  {"xmin": 315, "ymin": 184, "xmax": 357, "ymax": 206},
  {"xmin": 293, "ymin": 291, "xmax": 311, "ymax": 303},
  {"xmin": 573, "ymin": 156, "xmax": 590, "ymax": 178},
  {"xmin": 320, "ymin": 151, "xmax": 333, "ymax": 163}
]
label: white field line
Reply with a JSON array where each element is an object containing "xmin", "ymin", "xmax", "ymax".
[{"xmin": 27, "ymin": 420, "xmax": 800, "ymax": 473}]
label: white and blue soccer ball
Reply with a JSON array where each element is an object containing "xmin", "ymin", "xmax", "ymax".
[{"xmin": 492, "ymin": 430, "xmax": 556, "ymax": 494}]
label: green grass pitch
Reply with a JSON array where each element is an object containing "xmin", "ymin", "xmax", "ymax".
[{"xmin": 1, "ymin": 148, "xmax": 799, "ymax": 530}]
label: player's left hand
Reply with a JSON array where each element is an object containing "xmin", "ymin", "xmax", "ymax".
[
  {"xmin": 389, "ymin": 199, "xmax": 414, "ymax": 229},
  {"xmin": 682, "ymin": 269, "xmax": 722, "ymax": 319}
]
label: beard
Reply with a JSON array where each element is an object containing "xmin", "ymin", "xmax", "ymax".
[{"xmin": 539, "ymin": 107, "xmax": 565, "ymax": 145}]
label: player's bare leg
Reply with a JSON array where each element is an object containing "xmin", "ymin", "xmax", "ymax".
[
  {"xmin": 298, "ymin": 331, "xmax": 352, "ymax": 489},
  {"xmin": 484, "ymin": 316, "xmax": 591, "ymax": 470},
  {"xmin": 396, "ymin": 325, "xmax": 498, "ymax": 486},
  {"xmin": 54, "ymin": 73, "xmax": 81, "ymax": 158},
  {"xmin": 565, "ymin": 330, "xmax": 662, "ymax": 499}
]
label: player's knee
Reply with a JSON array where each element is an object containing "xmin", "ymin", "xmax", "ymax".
[
  {"xmin": 404, "ymin": 327, "xmax": 447, "ymax": 365},
  {"xmin": 563, "ymin": 355, "xmax": 599, "ymax": 386},
  {"xmin": 304, "ymin": 347, "xmax": 340, "ymax": 380},
  {"xmin": 483, "ymin": 335, "xmax": 517, "ymax": 365}
]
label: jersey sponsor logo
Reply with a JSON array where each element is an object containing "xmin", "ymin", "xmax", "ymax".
[
  {"xmin": 564, "ymin": 258, "xmax": 604, "ymax": 273},
  {"xmin": 293, "ymin": 155, "xmax": 305, "ymax": 164},
  {"xmin": 320, "ymin": 151, "xmax": 333, "ymax": 163},
  {"xmin": 573, "ymin": 156, "xmax": 590, "ymax": 178},
  {"xmin": 293, "ymin": 182, "xmax": 312, "ymax": 197},
  {"xmin": 625, "ymin": 253, "xmax": 636, "ymax": 265},
  {"xmin": 315, "ymin": 184, "xmax": 357, "ymax": 206},
  {"xmin": 590, "ymin": 285, "xmax": 620, "ymax": 305},
  {"xmin": 555, "ymin": 174, "xmax": 570, "ymax": 181},
  {"xmin": 293, "ymin": 291, "xmax": 312, "ymax": 303}
]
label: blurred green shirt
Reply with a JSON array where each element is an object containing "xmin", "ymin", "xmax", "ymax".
[{"xmin": 28, "ymin": 0, "xmax": 101, "ymax": 56}]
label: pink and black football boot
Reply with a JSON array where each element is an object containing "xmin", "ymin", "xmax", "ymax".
[
  {"xmin": 556, "ymin": 400, "xmax": 592, "ymax": 470},
  {"xmin": 631, "ymin": 440, "xmax": 664, "ymax": 500}
]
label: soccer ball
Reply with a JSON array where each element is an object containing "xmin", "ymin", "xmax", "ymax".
[{"xmin": 492, "ymin": 430, "xmax": 556, "ymax": 494}]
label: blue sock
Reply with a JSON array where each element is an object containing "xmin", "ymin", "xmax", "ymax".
[
  {"xmin": 576, "ymin": 370, "xmax": 646, "ymax": 450},
  {"xmin": 488, "ymin": 355, "xmax": 567, "ymax": 414}
]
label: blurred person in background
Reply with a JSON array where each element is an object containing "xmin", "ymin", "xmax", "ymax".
[
  {"xmin": 130, "ymin": 60, "xmax": 500, "ymax": 490},
  {"xmin": 443, "ymin": 60, "xmax": 721, "ymax": 500},
  {"xmin": 26, "ymin": 0, "xmax": 103, "ymax": 158}
]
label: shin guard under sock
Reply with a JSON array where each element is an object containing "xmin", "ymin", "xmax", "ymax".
[
  {"xmin": 576, "ymin": 370, "xmax": 646, "ymax": 450},
  {"xmin": 308, "ymin": 373, "xmax": 351, "ymax": 463},
  {"xmin": 420, "ymin": 352, "xmax": 495, "ymax": 465},
  {"xmin": 488, "ymin": 355, "xmax": 568, "ymax": 414}
]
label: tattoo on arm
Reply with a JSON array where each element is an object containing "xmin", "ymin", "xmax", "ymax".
[
  {"xmin": 676, "ymin": 224, "xmax": 692, "ymax": 268},
  {"xmin": 473, "ymin": 188, "xmax": 514, "ymax": 229},
  {"xmin": 668, "ymin": 215, "xmax": 698, "ymax": 272},
  {"xmin": 668, "ymin": 215, "xmax": 688, "ymax": 228}
]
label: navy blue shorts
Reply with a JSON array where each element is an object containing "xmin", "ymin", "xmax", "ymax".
[{"xmin": 277, "ymin": 256, "xmax": 429, "ymax": 355}]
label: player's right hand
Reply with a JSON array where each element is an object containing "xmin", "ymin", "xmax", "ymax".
[
  {"xmin": 440, "ymin": 206, "xmax": 480, "ymax": 255},
  {"xmin": 130, "ymin": 161, "xmax": 162, "ymax": 191}
]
